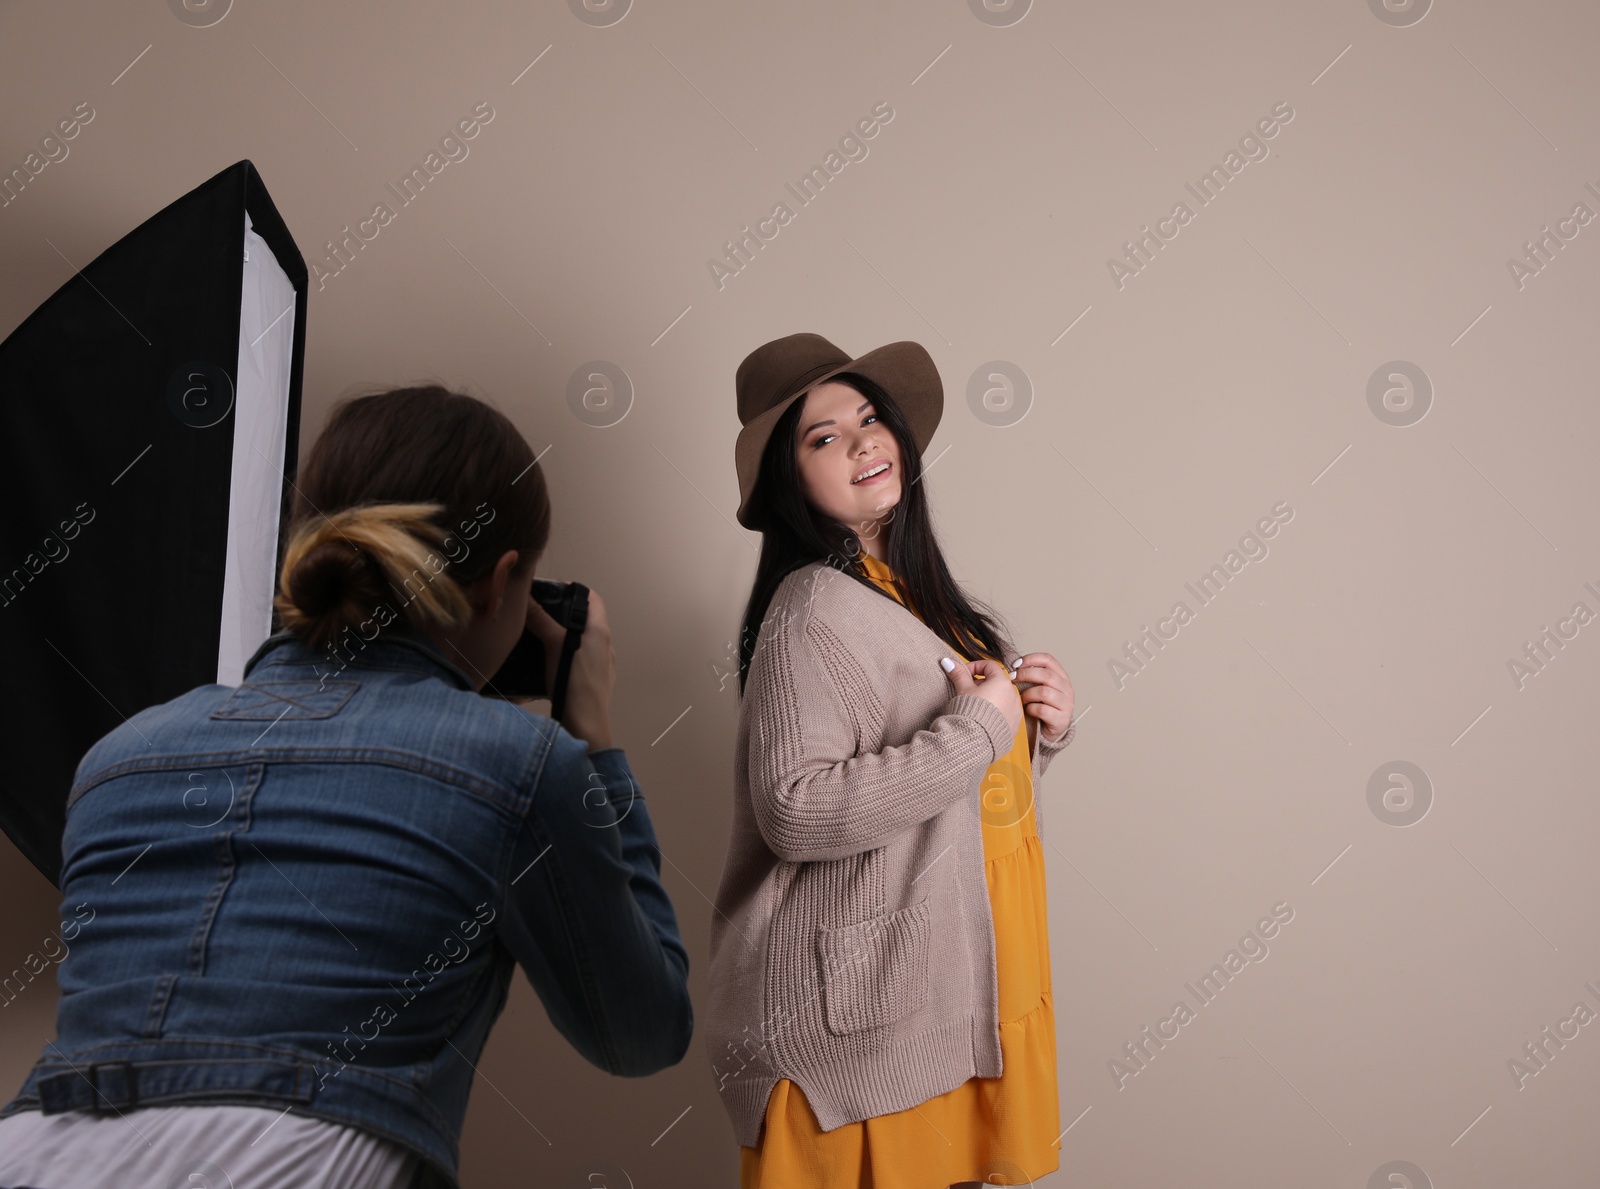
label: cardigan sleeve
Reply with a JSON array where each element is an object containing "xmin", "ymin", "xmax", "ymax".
[
  {"xmin": 1006, "ymin": 643, "xmax": 1075, "ymax": 783},
  {"xmin": 1031, "ymin": 711, "xmax": 1075, "ymax": 835},
  {"xmin": 1036, "ymin": 711, "xmax": 1076, "ymax": 779},
  {"xmin": 744, "ymin": 610, "xmax": 1015, "ymax": 863}
]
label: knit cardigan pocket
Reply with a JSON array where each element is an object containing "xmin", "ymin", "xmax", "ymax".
[{"xmin": 814, "ymin": 898, "xmax": 932, "ymax": 1035}]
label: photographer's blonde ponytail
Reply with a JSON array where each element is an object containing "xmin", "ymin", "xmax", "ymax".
[{"xmin": 274, "ymin": 503, "xmax": 473, "ymax": 652}]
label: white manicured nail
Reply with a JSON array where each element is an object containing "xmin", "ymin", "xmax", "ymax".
[{"xmin": 939, "ymin": 657, "xmax": 955, "ymax": 672}]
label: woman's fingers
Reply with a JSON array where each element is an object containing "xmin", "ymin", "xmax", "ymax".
[
  {"xmin": 1012, "ymin": 652, "xmax": 1074, "ymax": 731},
  {"xmin": 524, "ymin": 597, "xmax": 565, "ymax": 647},
  {"xmin": 1013, "ymin": 654, "xmax": 1071, "ymax": 694}
]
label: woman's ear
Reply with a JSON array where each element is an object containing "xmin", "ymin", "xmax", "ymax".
[{"xmin": 474, "ymin": 549, "xmax": 522, "ymax": 619}]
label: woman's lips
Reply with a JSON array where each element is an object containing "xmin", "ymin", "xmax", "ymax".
[{"xmin": 851, "ymin": 461, "xmax": 893, "ymax": 486}]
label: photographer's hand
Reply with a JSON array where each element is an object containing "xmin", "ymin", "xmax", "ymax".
[{"xmin": 524, "ymin": 591, "xmax": 616, "ymax": 752}]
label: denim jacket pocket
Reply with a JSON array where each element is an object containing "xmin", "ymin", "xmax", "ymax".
[{"xmin": 815, "ymin": 899, "xmax": 931, "ymax": 1036}]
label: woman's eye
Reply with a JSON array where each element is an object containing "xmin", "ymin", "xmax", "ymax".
[{"xmin": 813, "ymin": 414, "xmax": 878, "ymax": 449}]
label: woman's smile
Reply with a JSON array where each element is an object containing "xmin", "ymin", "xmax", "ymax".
[{"xmin": 850, "ymin": 459, "xmax": 893, "ymax": 486}]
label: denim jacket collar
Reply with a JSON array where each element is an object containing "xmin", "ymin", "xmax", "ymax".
[{"xmin": 242, "ymin": 622, "xmax": 480, "ymax": 692}]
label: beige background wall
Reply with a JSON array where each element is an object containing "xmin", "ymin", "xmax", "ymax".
[{"xmin": 4, "ymin": 1, "xmax": 1600, "ymax": 1185}]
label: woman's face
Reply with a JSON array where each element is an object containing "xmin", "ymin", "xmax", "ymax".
[{"xmin": 793, "ymin": 380, "xmax": 902, "ymax": 542}]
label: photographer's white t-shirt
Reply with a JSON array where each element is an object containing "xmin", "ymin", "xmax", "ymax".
[{"xmin": 0, "ymin": 1103, "xmax": 415, "ymax": 1188}]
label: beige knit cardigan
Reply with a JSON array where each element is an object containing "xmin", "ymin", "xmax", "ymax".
[{"xmin": 706, "ymin": 559, "xmax": 1076, "ymax": 1148}]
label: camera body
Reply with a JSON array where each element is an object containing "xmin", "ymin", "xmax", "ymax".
[{"xmin": 487, "ymin": 578, "xmax": 590, "ymax": 720}]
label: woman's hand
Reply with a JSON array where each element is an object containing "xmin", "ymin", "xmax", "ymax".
[
  {"xmin": 943, "ymin": 656, "xmax": 1024, "ymax": 739},
  {"xmin": 524, "ymin": 588, "xmax": 616, "ymax": 751},
  {"xmin": 1011, "ymin": 652, "xmax": 1074, "ymax": 742}
]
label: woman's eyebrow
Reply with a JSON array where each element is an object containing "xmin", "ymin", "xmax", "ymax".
[{"xmin": 802, "ymin": 400, "xmax": 872, "ymax": 437}]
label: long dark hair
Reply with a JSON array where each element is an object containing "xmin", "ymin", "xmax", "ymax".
[
  {"xmin": 275, "ymin": 384, "xmax": 551, "ymax": 654},
  {"xmin": 735, "ymin": 371, "xmax": 1014, "ymax": 695}
]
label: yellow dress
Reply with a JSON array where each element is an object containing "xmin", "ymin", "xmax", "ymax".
[{"xmin": 740, "ymin": 553, "xmax": 1061, "ymax": 1189}]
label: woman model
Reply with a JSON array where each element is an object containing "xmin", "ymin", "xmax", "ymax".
[
  {"xmin": 0, "ymin": 385, "xmax": 692, "ymax": 1189},
  {"xmin": 708, "ymin": 334, "xmax": 1078, "ymax": 1188}
]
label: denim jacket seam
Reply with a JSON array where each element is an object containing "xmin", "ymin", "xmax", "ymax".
[
  {"xmin": 141, "ymin": 972, "xmax": 180, "ymax": 1038},
  {"xmin": 30, "ymin": 1036, "xmax": 335, "ymax": 1063},
  {"xmin": 425, "ymin": 953, "xmax": 510, "ymax": 1068},
  {"xmin": 312, "ymin": 1058, "xmax": 446, "ymax": 1103},
  {"xmin": 38, "ymin": 1067, "xmax": 450, "ymax": 1131},
  {"xmin": 491, "ymin": 711, "xmax": 557, "ymax": 889},
  {"xmin": 32, "ymin": 1047, "xmax": 446, "ymax": 1105},
  {"xmin": 69, "ymin": 749, "xmax": 522, "ymax": 816},
  {"xmin": 513, "ymin": 708, "xmax": 557, "ymax": 820},
  {"xmin": 181, "ymin": 762, "xmax": 261, "ymax": 981},
  {"xmin": 520, "ymin": 814, "xmax": 622, "ymax": 1074}
]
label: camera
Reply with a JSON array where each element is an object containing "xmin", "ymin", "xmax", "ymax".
[{"xmin": 486, "ymin": 578, "xmax": 590, "ymax": 721}]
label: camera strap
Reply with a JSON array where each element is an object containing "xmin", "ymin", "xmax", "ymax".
[{"xmin": 549, "ymin": 582, "xmax": 590, "ymax": 722}]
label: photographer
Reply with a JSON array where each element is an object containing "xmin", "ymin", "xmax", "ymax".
[{"xmin": 0, "ymin": 385, "xmax": 692, "ymax": 1189}]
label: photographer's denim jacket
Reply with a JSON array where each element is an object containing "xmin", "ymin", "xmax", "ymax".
[{"xmin": 0, "ymin": 624, "xmax": 693, "ymax": 1187}]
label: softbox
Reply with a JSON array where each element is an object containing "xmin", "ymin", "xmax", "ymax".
[{"xmin": 0, "ymin": 160, "xmax": 307, "ymax": 886}]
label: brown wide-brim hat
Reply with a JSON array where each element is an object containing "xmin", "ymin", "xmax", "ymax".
[{"xmin": 734, "ymin": 332, "xmax": 943, "ymax": 530}]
